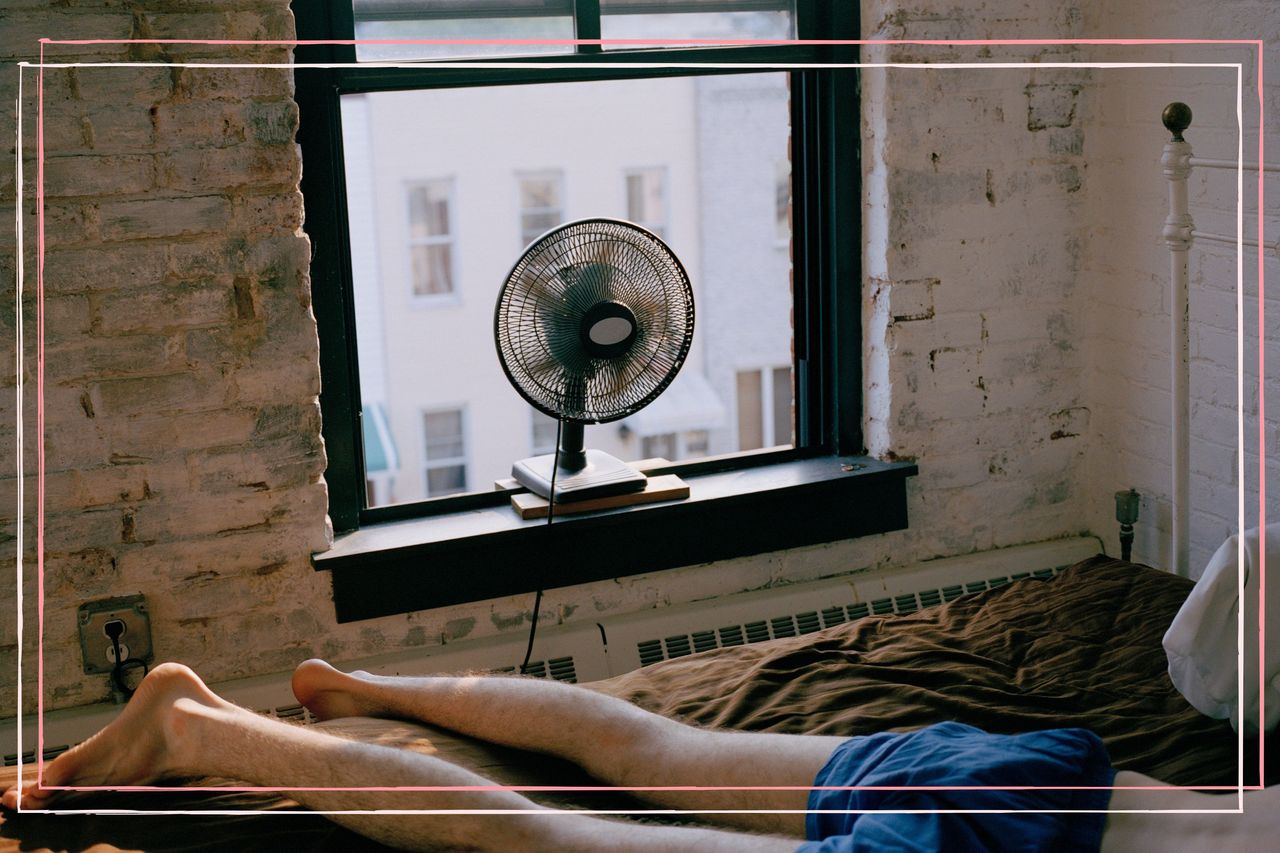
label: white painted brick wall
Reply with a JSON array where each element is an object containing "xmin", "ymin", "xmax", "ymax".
[{"xmin": 1076, "ymin": 2, "xmax": 1278, "ymax": 575}]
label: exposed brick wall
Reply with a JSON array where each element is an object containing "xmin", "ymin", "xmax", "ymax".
[
  {"xmin": 860, "ymin": 0, "xmax": 1094, "ymax": 557},
  {"xmin": 1075, "ymin": 3, "xmax": 1277, "ymax": 575},
  {"xmin": 0, "ymin": 1, "xmax": 340, "ymax": 712}
]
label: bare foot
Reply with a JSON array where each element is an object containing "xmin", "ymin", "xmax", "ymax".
[
  {"xmin": 291, "ymin": 659, "xmax": 386, "ymax": 721},
  {"xmin": 1, "ymin": 662, "xmax": 228, "ymax": 810}
]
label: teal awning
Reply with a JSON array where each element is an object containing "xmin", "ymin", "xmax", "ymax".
[{"xmin": 361, "ymin": 402, "xmax": 399, "ymax": 474}]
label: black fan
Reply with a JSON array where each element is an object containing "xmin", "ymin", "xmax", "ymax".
[{"xmin": 495, "ymin": 218, "xmax": 695, "ymax": 502}]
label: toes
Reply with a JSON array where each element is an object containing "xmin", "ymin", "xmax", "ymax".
[{"xmin": 2, "ymin": 782, "xmax": 49, "ymax": 810}]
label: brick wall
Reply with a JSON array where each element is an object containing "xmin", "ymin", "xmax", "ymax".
[
  {"xmin": 0, "ymin": 1, "xmax": 341, "ymax": 712},
  {"xmin": 860, "ymin": 0, "xmax": 1094, "ymax": 557},
  {"xmin": 1075, "ymin": 3, "xmax": 1277, "ymax": 575}
]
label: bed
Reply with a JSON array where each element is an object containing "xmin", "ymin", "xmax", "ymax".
[{"xmin": 0, "ymin": 554, "xmax": 1264, "ymax": 853}]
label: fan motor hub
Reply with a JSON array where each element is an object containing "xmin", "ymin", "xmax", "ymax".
[{"xmin": 580, "ymin": 301, "xmax": 638, "ymax": 359}]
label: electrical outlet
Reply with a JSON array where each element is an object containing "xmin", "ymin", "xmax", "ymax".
[{"xmin": 78, "ymin": 594, "xmax": 152, "ymax": 675}]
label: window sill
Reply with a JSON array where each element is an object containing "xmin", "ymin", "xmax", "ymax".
[{"xmin": 313, "ymin": 454, "xmax": 918, "ymax": 622}]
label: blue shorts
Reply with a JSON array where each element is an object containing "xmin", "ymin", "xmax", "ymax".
[{"xmin": 796, "ymin": 722, "xmax": 1115, "ymax": 853}]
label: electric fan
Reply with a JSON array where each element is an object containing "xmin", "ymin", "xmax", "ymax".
[{"xmin": 495, "ymin": 218, "xmax": 695, "ymax": 502}]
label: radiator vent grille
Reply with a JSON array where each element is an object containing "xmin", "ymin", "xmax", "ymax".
[
  {"xmin": 634, "ymin": 567, "xmax": 1060, "ymax": 667},
  {"xmin": 490, "ymin": 656, "xmax": 578, "ymax": 683},
  {"xmin": 4, "ymin": 745, "xmax": 68, "ymax": 768}
]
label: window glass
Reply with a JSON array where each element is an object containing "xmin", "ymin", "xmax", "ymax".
[
  {"xmin": 641, "ymin": 433, "xmax": 677, "ymax": 460},
  {"xmin": 407, "ymin": 180, "xmax": 455, "ymax": 296},
  {"xmin": 685, "ymin": 429, "xmax": 709, "ymax": 456},
  {"xmin": 600, "ymin": 0, "xmax": 794, "ymax": 49},
  {"xmin": 518, "ymin": 172, "xmax": 564, "ymax": 247},
  {"xmin": 352, "ymin": 1, "xmax": 575, "ymax": 62},
  {"xmin": 625, "ymin": 168, "xmax": 667, "ymax": 238},
  {"xmin": 423, "ymin": 408, "xmax": 467, "ymax": 496},
  {"xmin": 771, "ymin": 365, "xmax": 792, "ymax": 447},
  {"xmin": 343, "ymin": 73, "xmax": 792, "ymax": 508}
]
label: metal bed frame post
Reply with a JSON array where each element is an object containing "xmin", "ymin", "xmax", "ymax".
[
  {"xmin": 1161, "ymin": 103, "xmax": 1194, "ymax": 577},
  {"xmin": 1158, "ymin": 102, "xmax": 1278, "ymax": 576}
]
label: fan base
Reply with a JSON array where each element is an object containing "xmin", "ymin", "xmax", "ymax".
[{"xmin": 512, "ymin": 449, "xmax": 648, "ymax": 503}]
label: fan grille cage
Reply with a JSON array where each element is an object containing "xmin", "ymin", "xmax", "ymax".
[{"xmin": 495, "ymin": 219, "xmax": 694, "ymax": 423}]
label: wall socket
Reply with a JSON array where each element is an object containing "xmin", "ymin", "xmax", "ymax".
[{"xmin": 78, "ymin": 594, "xmax": 153, "ymax": 675}]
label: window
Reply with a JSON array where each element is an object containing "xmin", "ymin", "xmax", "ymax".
[
  {"xmin": 407, "ymin": 179, "xmax": 455, "ymax": 298},
  {"xmin": 296, "ymin": 4, "xmax": 907, "ymax": 613},
  {"xmin": 342, "ymin": 73, "xmax": 792, "ymax": 508},
  {"xmin": 735, "ymin": 366, "xmax": 792, "ymax": 451},
  {"xmin": 518, "ymin": 172, "xmax": 564, "ymax": 247},
  {"xmin": 625, "ymin": 167, "xmax": 667, "ymax": 238},
  {"xmin": 349, "ymin": 1, "xmax": 795, "ymax": 62},
  {"xmin": 422, "ymin": 408, "xmax": 468, "ymax": 497},
  {"xmin": 641, "ymin": 430, "xmax": 709, "ymax": 461}
]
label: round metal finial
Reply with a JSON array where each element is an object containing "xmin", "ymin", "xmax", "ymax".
[{"xmin": 1162, "ymin": 102, "xmax": 1192, "ymax": 141}]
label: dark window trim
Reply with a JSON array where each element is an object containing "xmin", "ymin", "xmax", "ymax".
[
  {"xmin": 293, "ymin": 3, "xmax": 913, "ymax": 617},
  {"xmin": 316, "ymin": 455, "xmax": 917, "ymax": 622}
]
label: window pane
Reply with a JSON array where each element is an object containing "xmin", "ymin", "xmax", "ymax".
[
  {"xmin": 409, "ymin": 182, "xmax": 451, "ymax": 239},
  {"xmin": 519, "ymin": 173, "xmax": 563, "ymax": 246},
  {"xmin": 411, "ymin": 244, "xmax": 453, "ymax": 295},
  {"xmin": 342, "ymin": 73, "xmax": 793, "ymax": 508},
  {"xmin": 520, "ymin": 176, "xmax": 560, "ymax": 209},
  {"xmin": 424, "ymin": 409, "xmax": 464, "ymax": 459},
  {"xmin": 625, "ymin": 168, "xmax": 666, "ymax": 237},
  {"xmin": 685, "ymin": 429, "xmax": 709, "ymax": 456},
  {"xmin": 771, "ymin": 366, "xmax": 791, "ymax": 447},
  {"xmin": 642, "ymin": 433, "xmax": 677, "ymax": 460},
  {"xmin": 426, "ymin": 464, "xmax": 467, "ymax": 496},
  {"xmin": 520, "ymin": 211, "xmax": 561, "ymax": 244},
  {"xmin": 736, "ymin": 369, "xmax": 763, "ymax": 451},
  {"xmin": 353, "ymin": 1, "xmax": 575, "ymax": 62},
  {"xmin": 600, "ymin": 0, "xmax": 794, "ymax": 49}
]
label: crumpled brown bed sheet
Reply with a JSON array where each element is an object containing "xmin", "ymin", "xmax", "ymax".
[{"xmin": 0, "ymin": 554, "xmax": 1249, "ymax": 852}]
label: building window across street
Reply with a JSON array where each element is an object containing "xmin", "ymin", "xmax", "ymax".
[
  {"xmin": 736, "ymin": 366, "xmax": 792, "ymax": 451},
  {"xmin": 625, "ymin": 167, "xmax": 667, "ymax": 238},
  {"xmin": 518, "ymin": 172, "xmax": 564, "ymax": 247},
  {"xmin": 407, "ymin": 179, "xmax": 455, "ymax": 299},
  {"xmin": 422, "ymin": 408, "xmax": 468, "ymax": 497}
]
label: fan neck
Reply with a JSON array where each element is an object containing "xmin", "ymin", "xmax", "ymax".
[{"xmin": 557, "ymin": 420, "xmax": 587, "ymax": 472}]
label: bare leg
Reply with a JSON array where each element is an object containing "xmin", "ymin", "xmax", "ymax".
[
  {"xmin": 292, "ymin": 659, "xmax": 847, "ymax": 836},
  {"xmin": 0, "ymin": 664, "xmax": 800, "ymax": 853}
]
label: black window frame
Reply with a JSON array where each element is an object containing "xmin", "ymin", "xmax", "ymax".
[{"xmin": 293, "ymin": 1, "xmax": 917, "ymax": 620}]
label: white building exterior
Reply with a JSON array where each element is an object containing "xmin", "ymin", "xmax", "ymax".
[{"xmin": 343, "ymin": 73, "xmax": 792, "ymax": 507}]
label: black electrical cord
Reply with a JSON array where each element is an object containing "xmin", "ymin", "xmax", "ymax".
[
  {"xmin": 106, "ymin": 624, "xmax": 149, "ymax": 701},
  {"xmin": 519, "ymin": 418, "xmax": 562, "ymax": 676}
]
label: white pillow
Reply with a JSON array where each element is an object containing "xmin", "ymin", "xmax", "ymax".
[{"xmin": 1162, "ymin": 524, "xmax": 1280, "ymax": 735}]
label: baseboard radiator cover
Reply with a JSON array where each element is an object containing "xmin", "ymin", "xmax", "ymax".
[{"xmin": 3, "ymin": 536, "xmax": 1101, "ymax": 767}]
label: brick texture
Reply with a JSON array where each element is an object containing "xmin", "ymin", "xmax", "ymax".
[
  {"xmin": 0, "ymin": 2, "xmax": 332, "ymax": 714},
  {"xmin": 1076, "ymin": 2, "xmax": 1278, "ymax": 575}
]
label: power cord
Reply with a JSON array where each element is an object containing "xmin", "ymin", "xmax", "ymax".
[
  {"xmin": 519, "ymin": 418, "xmax": 562, "ymax": 675},
  {"xmin": 104, "ymin": 619, "xmax": 149, "ymax": 702}
]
